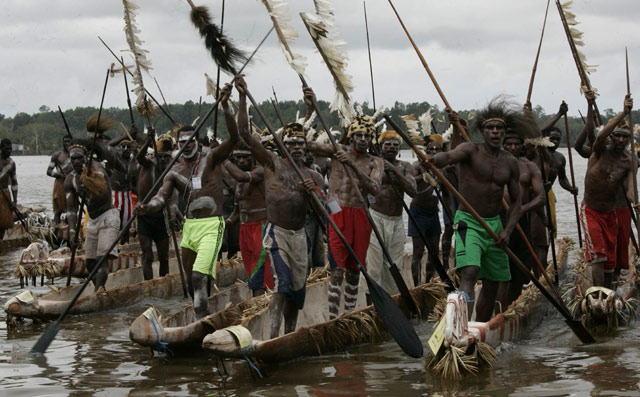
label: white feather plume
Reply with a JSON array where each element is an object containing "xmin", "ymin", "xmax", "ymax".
[
  {"xmin": 301, "ymin": 2, "xmax": 355, "ymax": 128},
  {"xmin": 442, "ymin": 124, "xmax": 453, "ymax": 143},
  {"xmin": 122, "ymin": 0, "xmax": 153, "ymax": 115},
  {"xmin": 260, "ymin": 0, "xmax": 307, "ymax": 77},
  {"xmin": 204, "ymin": 73, "xmax": 217, "ymax": 97},
  {"xmin": 560, "ymin": 0, "xmax": 598, "ymax": 94},
  {"xmin": 419, "ymin": 109, "xmax": 433, "ymax": 136}
]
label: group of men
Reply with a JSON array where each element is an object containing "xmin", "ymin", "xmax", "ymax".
[{"xmin": 44, "ymin": 72, "xmax": 637, "ymax": 333}]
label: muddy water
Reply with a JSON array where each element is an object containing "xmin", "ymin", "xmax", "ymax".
[{"xmin": 1, "ymin": 152, "xmax": 639, "ymax": 396}]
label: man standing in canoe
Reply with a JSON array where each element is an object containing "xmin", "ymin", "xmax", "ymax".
[
  {"xmin": 135, "ymin": 83, "xmax": 238, "ymax": 319},
  {"xmin": 65, "ymin": 137, "xmax": 119, "ymax": 292},
  {"xmin": 135, "ymin": 132, "xmax": 175, "ymax": 280},
  {"xmin": 224, "ymin": 140, "xmax": 274, "ymax": 296},
  {"xmin": 424, "ymin": 99, "xmax": 524, "ymax": 321},
  {"xmin": 365, "ymin": 129, "xmax": 416, "ymax": 295},
  {"xmin": 0, "ymin": 139, "xmax": 18, "ymax": 238},
  {"xmin": 47, "ymin": 135, "xmax": 73, "ymax": 228},
  {"xmin": 581, "ymin": 95, "xmax": 637, "ymax": 288},
  {"xmin": 307, "ymin": 98, "xmax": 384, "ymax": 320},
  {"xmin": 234, "ymin": 77, "xmax": 320, "ymax": 338}
]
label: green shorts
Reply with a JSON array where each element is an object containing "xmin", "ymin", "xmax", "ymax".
[
  {"xmin": 454, "ymin": 210, "xmax": 510, "ymax": 282},
  {"xmin": 180, "ymin": 216, "xmax": 225, "ymax": 278}
]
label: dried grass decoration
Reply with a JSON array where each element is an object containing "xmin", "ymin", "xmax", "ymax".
[
  {"xmin": 425, "ymin": 340, "xmax": 496, "ymax": 381},
  {"xmin": 80, "ymin": 164, "xmax": 108, "ymax": 198}
]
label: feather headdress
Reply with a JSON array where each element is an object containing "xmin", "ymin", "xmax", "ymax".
[
  {"xmin": 473, "ymin": 97, "xmax": 537, "ymax": 142},
  {"xmin": 122, "ymin": 0, "xmax": 155, "ymax": 117},
  {"xmin": 186, "ymin": 0, "xmax": 248, "ymax": 75},
  {"xmin": 418, "ymin": 109, "xmax": 433, "ymax": 137},
  {"xmin": 260, "ymin": 0, "xmax": 307, "ymax": 77},
  {"xmin": 301, "ymin": 0, "xmax": 355, "ymax": 127},
  {"xmin": 558, "ymin": 1, "xmax": 598, "ymax": 95}
]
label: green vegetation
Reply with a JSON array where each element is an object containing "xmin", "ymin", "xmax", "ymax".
[{"xmin": 0, "ymin": 100, "xmax": 636, "ymax": 155}]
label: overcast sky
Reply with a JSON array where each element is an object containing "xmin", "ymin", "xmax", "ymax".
[{"xmin": 0, "ymin": 0, "xmax": 638, "ymax": 120}]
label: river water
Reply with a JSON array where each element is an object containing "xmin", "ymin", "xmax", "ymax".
[{"xmin": 1, "ymin": 150, "xmax": 639, "ymax": 396}]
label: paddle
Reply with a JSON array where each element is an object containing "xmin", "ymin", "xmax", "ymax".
[
  {"xmin": 563, "ymin": 112, "xmax": 583, "ymax": 248},
  {"xmin": 31, "ymin": 27, "xmax": 274, "ymax": 354},
  {"xmin": 385, "ymin": 114, "xmax": 596, "ymax": 344},
  {"xmin": 170, "ymin": 223, "xmax": 188, "ymax": 299},
  {"xmin": 234, "ymin": 77, "xmax": 422, "ymax": 358}
]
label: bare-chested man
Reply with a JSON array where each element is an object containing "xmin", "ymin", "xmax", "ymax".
[
  {"xmin": 581, "ymin": 95, "xmax": 637, "ymax": 288},
  {"xmin": 365, "ymin": 130, "xmax": 416, "ymax": 295},
  {"xmin": 47, "ymin": 136, "xmax": 73, "ymax": 226},
  {"xmin": 135, "ymin": 83, "xmax": 238, "ymax": 319},
  {"xmin": 110, "ymin": 139, "xmax": 134, "ymax": 244},
  {"xmin": 65, "ymin": 138, "xmax": 119, "ymax": 292},
  {"xmin": 303, "ymin": 147, "xmax": 327, "ymax": 271},
  {"xmin": 135, "ymin": 132, "xmax": 175, "ymax": 280},
  {"xmin": 409, "ymin": 136, "xmax": 448, "ymax": 286},
  {"xmin": 425, "ymin": 100, "xmax": 523, "ymax": 322},
  {"xmin": 224, "ymin": 141, "xmax": 274, "ymax": 296},
  {"xmin": 497, "ymin": 130, "xmax": 545, "ymax": 310},
  {"xmin": 0, "ymin": 139, "xmax": 18, "ymax": 237},
  {"xmin": 235, "ymin": 77, "xmax": 320, "ymax": 338},
  {"xmin": 307, "ymin": 98, "xmax": 383, "ymax": 320}
]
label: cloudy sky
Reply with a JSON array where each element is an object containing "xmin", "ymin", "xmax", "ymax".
[{"xmin": 0, "ymin": 0, "xmax": 637, "ymax": 119}]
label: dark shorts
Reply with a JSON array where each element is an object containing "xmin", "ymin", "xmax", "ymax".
[
  {"xmin": 137, "ymin": 211, "xmax": 169, "ymax": 242},
  {"xmin": 408, "ymin": 205, "xmax": 441, "ymax": 238}
]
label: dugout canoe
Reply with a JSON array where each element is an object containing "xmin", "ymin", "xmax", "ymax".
[
  {"xmin": 129, "ymin": 268, "xmax": 333, "ymax": 351},
  {"xmin": 4, "ymin": 256, "xmax": 246, "ymax": 323},
  {"xmin": 1, "ymin": 206, "xmax": 56, "ymax": 250},
  {"xmin": 569, "ymin": 244, "xmax": 639, "ymax": 336},
  {"xmin": 425, "ymin": 237, "xmax": 572, "ymax": 379}
]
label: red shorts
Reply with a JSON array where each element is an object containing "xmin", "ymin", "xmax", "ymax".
[
  {"xmin": 239, "ymin": 220, "xmax": 273, "ymax": 289},
  {"xmin": 328, "ymin": 206, "xmax": 371, "ymax": 271},
  {"xmin": 615, "ymin": 207, "xmax": 631, "ymax": 270},
  {"xmin": 581, "ymin": 203, "xmax": 617, "ymax": 272}
]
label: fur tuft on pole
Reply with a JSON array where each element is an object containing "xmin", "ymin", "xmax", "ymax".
[
  {"xmin": 260, "ymin": 0, "xmax": 307, "ymax": 77},
  {"xmin": 186, "ymin": 0, "xmax": 248, "ymax": 75},
  {"xmin": 301, "ymin": 0, "xmax": 355, "ymax": 128},
  {"xmin": 122, "ymin": 0, "xmax": 155, "ymax": 118}
]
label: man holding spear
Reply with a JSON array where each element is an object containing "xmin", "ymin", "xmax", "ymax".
[{"xmin": 47, "ymin": 135, "xmax": 73, "ymax": 228}]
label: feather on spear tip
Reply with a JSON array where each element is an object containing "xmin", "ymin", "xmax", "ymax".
[
  {"xmin": 419, "ymin": 109, "xmax": 433, "ymax": 136},
  {"xmin": 260, "ymin": 0, "xmax": 307, "ymax": 77},
  {"xmin": 186, "ymin": 0, "xmax": 248, "ymax": 75},
  {"xmin": 122, "ymin": 0, "xmax": 155, "ymax": 118}
]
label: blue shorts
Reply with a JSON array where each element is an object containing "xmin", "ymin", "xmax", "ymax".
[{"xmin": 408, "ymin": 205, "xmax": 441, "ymax": 238}]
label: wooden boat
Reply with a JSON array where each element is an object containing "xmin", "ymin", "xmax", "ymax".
[
  {"xmin": 4, "ymin": 256, "xmax": 246, "ymax": 323},
  {"xmin": 426, "ymin": 237, "xmax": 572, "ymax": 379},
  {"xmin": 1, "ymin": 206, "xmax": 56, "ymax": 250},
  {"xmin": 569, "ymin": 245, "xmax": 638, "ymax": 336}
]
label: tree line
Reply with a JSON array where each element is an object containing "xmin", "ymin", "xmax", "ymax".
[{"xmin": 0, "ymin": 100, "xmax": 636, "ymax": 155}]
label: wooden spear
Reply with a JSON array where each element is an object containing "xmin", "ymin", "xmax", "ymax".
[
  {"xmin": 526, "ymin": 0, "xmax": 551, "ymax": 104},
  {"xmin": 563, "ymin": 111, "xmax": 583, "ymax": 248}
]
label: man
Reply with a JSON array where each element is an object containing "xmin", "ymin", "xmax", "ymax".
[
  {"xmin": 425, "ymin": 100, "xmax": 523, "ymax": 321},
  {"xmin": 111, "ymin": 139, "xmax": 135, "ymax": 244},
  {"xmin": 497, "ymin": 130, "xmax": 546, "ymax": 310},
  {"xmin": 365, "ymin": 130, "xmax": 416, "ymax": 294},
  {"xmin": 220, "ymin": 156, "xmax": 239, "ymax": 260},
  {"xmin": 135, "ymin": 132, "xmax": 175, "ymax": 280},
  {"xmin": 47, "ymin": 136, "xmax": 73, "ymax": 227},
  {"xmin": 135, "ymin": 83, "xmax": 238, "ymax": 319},
  {"xmin": 307, "ymin": 96, "xmax": 383, "ymax": 320},
  {"xmin": 0, "ymin": 139, "xmax": 18, "ymax": 237},
  {"xmin": 581, "ymin": 95, "xmax": 637, "ymax": 288},
  {"xmin": 224, "ymin": 141, "xmax": 274, "ymax": 296},
  {"xmin": 409, "ymin": 136, "xmax": 448, "ymax": 286},
  {"xmin": 65, "ymin": 137, "xmax": 119, "ymax": 292},
  {"xmin": 234, "ymin": 76, "xmax": 320, "ymax": 338}
]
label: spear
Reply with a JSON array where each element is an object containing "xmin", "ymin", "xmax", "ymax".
[
  {"xmin": 153, "ymin": 76, "xmax": 174, "ymax": 121},
  {"xmin": 211, "ymin": 0, "xmax": 225, "ymax": 141},
  {"xmin": 526, "ymin": 0, "xmax": 551, "ymax": 104},
  {"xmin": 563, "ymin": 111, "xmax": 583, "ymax": 248},
  {"xmin": 387, "ymin": 0, "xmax": 470, "ymax": 143},
  {"xmin": 57, "ymin": 106, "xmax": 73, "ymax": 139}
]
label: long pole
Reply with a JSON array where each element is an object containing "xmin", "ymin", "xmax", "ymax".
[
  {"xmin": 363, "ymin": 1, "xmax": 376, "ymax": 110},
  {"xmin": 170, "ymin": 224, "xmax": 188, "ymax": 298},
  {"xmin": 385, "ymin": 114, "xmax": 596, "ymax": 344},
  {"xmin": 526, "ymin": 0, "xmax": 551, "ymax": 104},
  {"xmin": 121, "ymin": 57, "xmax": 136, "ymax": 129},
  {"xmin": 537, "ymin": 148, "xmax": 559, "ymax": 284},
  {"xmin": 563, "ymin": 112, "xmax": 583, "ymax": 247},
  {"xmin": 32, "ymin": 27, "xmax": 274, "ymax": 354},
  {"xmin": 212, "ymin": 0, "xmax": 225, "ymax": 141}
]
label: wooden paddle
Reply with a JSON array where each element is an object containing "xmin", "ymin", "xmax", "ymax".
[
  {"xmin": 385, "ymin": 114, "xmax": 596, "ymax": 344},
  {"xmin": 31, "ymin": 27, "xmax": 274, "ymax": 354},
  {"xmin": 169, "ymin": 222, "xmax": 188, "ymax": 299},
  {"xmin": 563, "ymin": 112, "xmax": 583, "ymax": 248}
]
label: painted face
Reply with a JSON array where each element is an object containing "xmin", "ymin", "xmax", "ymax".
[
  {"xmin": 351, "ymin": 132, "xmax": 372, "ymax": 154},
  {"xmin": 69, "ymin": 148, "xmax": 87, "ymax": 173},
  {"xmin": 157, "ymin": 152, "xmax": 172, "ymax": 170},
  {"xmin": 426, "ymin": 141, "xmax": 442, "ymax": 155},
  {"xmin": 482, "ymin": 120, "xmax": 506, "ymax": 150},
  {"xmin": 381, "ymin": 139, "xmax": 400, "ymax": 160},
  {"xmin": 284, "ymin": 137, "xmax": 306, "ymax": 161},
  {"xmin": 304, "ymin": 150, "xmax": 314, "ymax": 166},
  {"xmin": 503, "ymin": 136, "xmax": 523, "ymax": 157},
  {"xmin": 549, "ymin": 131, "xmax": 561, "ymax": 151},
  {"xmin": 611, "ymin": 130, "xmax": 630, "ymax": 152},
  {"xmin": 179, "ymin": 131, "xmax": 198, "ymax": 159},
  {"xmin": 234, "ymin": 153, "xmax": 253, "ymax": 171},
  {"xmin": 119, "ymin": 142, "xmax": 132, "ymax": 159}
]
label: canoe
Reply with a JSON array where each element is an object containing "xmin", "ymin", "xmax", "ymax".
[
  {"xmin": 4, "ymin": 256, "xmax": 246, "ymax": 323},
  {"xmin": 1, "ymin": 206, "xmax": 56, "ymax": 250},
  {"xmin": 201, "ymin": 280, "xmax": 447, "ymax": 365},
  {"xmin": 13, "ymin": 239, "xmax": 178, "ymax": 286},
  {"xmin": 569, "ymin": 244, "xmax": 638, "ymax": 336},
  {"xmin": 427, "ymin": 237, "xmax": 572, "ymax": 379},
  {"xmin": 129, "ymin": 267, "xmax": 332, "ymax": 351}
]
